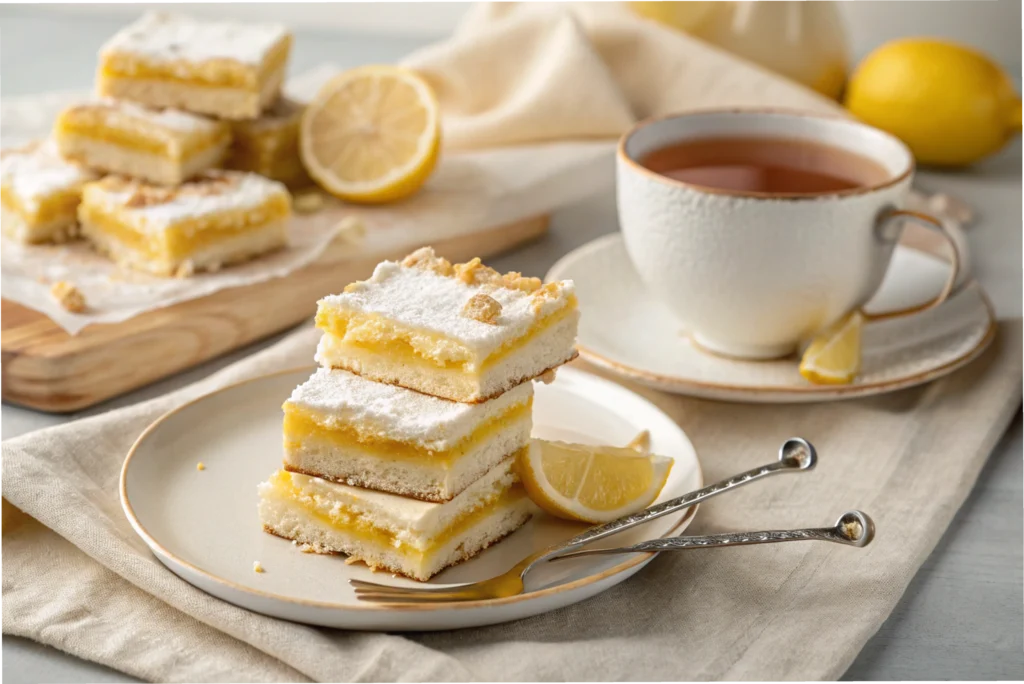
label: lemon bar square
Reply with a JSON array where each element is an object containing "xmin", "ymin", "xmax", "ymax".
[
  {"xmin": 55, "ymin": 99, "xmax": 232, "ymax": 185},
  {"xmin": 315, "ymin": 247, "xmax": 580, "ymax": 403},
  {"xmin": 258, "ymin": 458, "xmax": 533, "ymax": 581},
  {"xmin": 78, "ymin": 170, "xmax": 290, "ymax": 277},
  {"xmin": 226, "ymin": 97, "xmax": 311, "ymax": 188},
  {"xmin": 283, "ymin": 367, "xmax": 533, "ymax": 502},
  {"xmin": 1, "ymin": 140, "xmax": 98, "ymax": 244},
  {"xmin": 97, "ymin": 12, "xmax": 292, "ymax": 120}
]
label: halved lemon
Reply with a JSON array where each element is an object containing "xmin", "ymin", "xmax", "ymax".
[
  {"xmin": 517, "ymin": 439, "xmax": 673, "ymax": 524},
  {"xmin": 799, "ymin": 311, "xmax": 864, "ymax": 385},
  {"xmin": 299, "ymin": 65, "xmax": 441, "ymax": 204}
]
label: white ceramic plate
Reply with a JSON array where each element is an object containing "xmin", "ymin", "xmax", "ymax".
[
  {"xmin": 121, "ymin": 367, "xmax": 702, "ymax": 630},
  {"xmin": 548, "ymin": 233, "xmax": 996, "ymax": 403}
]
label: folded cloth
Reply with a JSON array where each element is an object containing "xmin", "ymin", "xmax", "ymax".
[
  {"xmin": 3, "ymin": 318, "xmax": 1021, "ymax": 681},
  {"xmin": 403, "ymin": 2, "xmax": 842, "ymax": 150}
]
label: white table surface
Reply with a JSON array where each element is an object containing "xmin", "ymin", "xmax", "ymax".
[{"xmin": 2, "ymin": 8, "xmax": 1022, "ymax": 682}]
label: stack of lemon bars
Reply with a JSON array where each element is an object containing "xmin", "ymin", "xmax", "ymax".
[
  {"xmin": 2, "ymin": 12, "xmax": 306, "ymax": 278},
  {"xmin": 258, "ymin": 248, "xmax": 580, "ymax": 580}
]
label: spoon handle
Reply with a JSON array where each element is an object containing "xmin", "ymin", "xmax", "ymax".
[
  {"xmin": 562, "ymin": 437, "xmax": 818, "ymax": 549},
  {"xmin": 552, "ymin": 510, "xmax": 875, "ymax": 560}
]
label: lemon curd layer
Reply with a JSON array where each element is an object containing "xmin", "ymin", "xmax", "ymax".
[
  {"xmin": 1, "ymin": 140, "xmax": 98, "ymax": 242},
  {"xmin": 317, "ymin": 297, "xmax": 578, "ymax": 373},
  {"xmin": 261, "ymin": 466, "xmax": 526, "ymax": 556},
  {"xmin": 78, "ymin": 171, "xmax": 290, "ymax": 261},
  {"xmin": 284, "ymin": 399, "xmax": 532, "ymax": 465},
  {"xmin": 226, "ymin": 97, "xmax": 309, "ymax": 186},
  {"xmin": 80, "ymin": 198, "xmax": 289, "ymax": 260},
  {"xmin": 98, "ymin": 13, "xmax": 292, "ymax": 90},
  {"xmin": 283, "ymin": 367, "xmax": 535, "ymax": 452},
  {"xmin": 1, "ymin": 186, "xmax": 83, "ymax": 226},
  {"xmin": 55, "ymin": 101, "xmax": 231, "ymax": 159}
]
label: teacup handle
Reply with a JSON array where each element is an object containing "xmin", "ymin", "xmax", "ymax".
[{"xmin": 865, "ymin": 209, "xmax": 963, "ymax": 322}]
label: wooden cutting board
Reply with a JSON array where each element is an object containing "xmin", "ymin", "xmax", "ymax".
[{"xmin": 1, "ymin": 215, "xmax": 548, "ymax": 413}]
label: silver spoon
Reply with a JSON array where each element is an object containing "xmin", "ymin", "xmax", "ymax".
[{"xmin": 551, "ymin": 510, "xmax": 875, "ymax": 560}]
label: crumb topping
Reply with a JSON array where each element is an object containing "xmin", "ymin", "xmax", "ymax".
[
  {"xmin": 50, "ymin": 281, "xmax": 86, "ymax": 313},
  {"xmin": 402, "ymin": 246, "xmax": 455, "ymax": 277},
  {"xmin": 85, "ymin": 169, "xmax": 289, "ymax": 230},
  {"xmin": 252, "ymin": 561, "xmax": 265, "ymax": 573},
  {"xmin": 461, "ymin": 293, "xmax": 502, "ymax": 325},
  {"xmin": 377, "ymin": 247, "xmax": 552, "ymax": 297},
  {"xmin": 115, "ymin": 171, "xmax": 238, "ymax": 208}
]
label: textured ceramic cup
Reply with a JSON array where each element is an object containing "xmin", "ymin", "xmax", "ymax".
[{"xmin": 617, "ymin": 109, "xmax": 960, "ymax": 360}]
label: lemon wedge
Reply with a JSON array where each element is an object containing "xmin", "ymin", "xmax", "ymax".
[
  {"xmin": 799, "ymin": 311, "xmax": 864, "ymax": 385},
  {"xmin": 299, "ymin": 65, "xmax": 441, "ymax": 204},
  {"xmin": 517, "ymin": 439, "xmax": 673, "ymax": 524}
]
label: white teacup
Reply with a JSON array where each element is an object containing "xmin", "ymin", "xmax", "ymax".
[{"xmin": 616, "ymin": 109, "xmax": 961, "ymax": 360}]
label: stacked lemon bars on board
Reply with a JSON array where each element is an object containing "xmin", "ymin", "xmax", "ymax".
[
  {"xmin": 259, "ymin": 248, "xmax": 580, "ymax": 580},
  {"xmin": 3, "ymin": 13, "xmax": 305, "ymax": 278}
]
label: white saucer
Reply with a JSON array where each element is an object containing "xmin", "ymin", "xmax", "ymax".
[
  {"xmin": 120, "ymin": 367, "xmax": 702, "ymax": 631},
  {"xmin": 548, "ymin": 233, "xmax": 995, "ymax": 403}
]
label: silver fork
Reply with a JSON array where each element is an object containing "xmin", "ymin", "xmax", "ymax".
[{"xmin": 351, "ymin": 437, "xmax": 818, "ymax": 604}]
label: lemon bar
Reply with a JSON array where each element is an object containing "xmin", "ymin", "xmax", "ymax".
[
  {"xmin": 315, "ymin": 248, "xmax": 580, "ymax": 403},
  {"xmin": 55, "ymin": 99, "xmax": 231, "ymax": 186},
  {"xmin": 1, "ymin": 141, "xmax": 98, "ymax": 244},
  {"xmin": 226, "ymin": 97, "xmax": 311, "ymax": 188},
  {"xmin": 78, "ymin": 170, "xmax": 290, "ymax": 276},
  {"xmin": 284, "ymin": 367, "xmax": 533, "ymax": 502},
  {"xmin": 258, "ymin": 458, "xmax": 533, "ymax": 581},
  {"xmin": 97, "ymin": 12, "xmax": 292, "ymax": 120}
]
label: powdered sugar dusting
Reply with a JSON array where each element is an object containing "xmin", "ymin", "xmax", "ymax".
[
  {"xmin": 69, "ymin": 98, "xmax": 226, "ymax": 135},
  {"xmin": 101, "ymin": 12, "xmax": 289, "ymax": 67},
  {"xmin": 84, "ymin": 170, "xmax": 289, "ymax": 232},
  {"xmin": 0, "ymin": 140, "xmax": 97, "ymax": 213},
  {"xmin": 287, "ymin": 366, "xmax": 533, "ymax": 450},
  {"xmin": 319, "ymin": 258, "xmax": 575, "ymax": 359}
]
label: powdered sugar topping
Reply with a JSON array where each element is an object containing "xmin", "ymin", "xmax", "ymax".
[
  {"xmin": 319, "ymin": 253, "xmax": 575, "ymax": 359},
  {"xmin": 84, "ymin": 170, "xmax": 289, "ymax": 232},
  {"xmin": 0, "ymin": 140, "xmax": 97, "ymax": 212},
  {"xmin": 101, "ymin": 12, "xmax": 290, "ymax": 67},
  {"xmin": 66, "ymin": 98, "xmax": 226, "ymax": 134},
  {"xmin": 287, "ymin": 367, "xmax": 533, "ymax": 451}
]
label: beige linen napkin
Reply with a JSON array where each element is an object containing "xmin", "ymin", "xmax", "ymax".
[
  {"xmin": 402, "ymin": 2, "xmax": 842, "ymax": 150},
  {"xmin": 4, "ymin": 319, "xmax": 1021, "ymax": 681}
]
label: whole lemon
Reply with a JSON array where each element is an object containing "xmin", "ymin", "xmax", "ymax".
[{"xmin": 845, "ymin": 38, "xmax": 1021, "ymax": 167}]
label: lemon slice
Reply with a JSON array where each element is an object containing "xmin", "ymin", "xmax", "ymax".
[
  {"xmin": 300, "ymin": 65, "xmax": 441, "ymax": 204},
  {"xmin": 799, "ymin": 311, "xmax": 864, "ymax": 385},
  {"xmin": 517, "ymin": 439, "xmax": 673, "ymax": 524}
]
